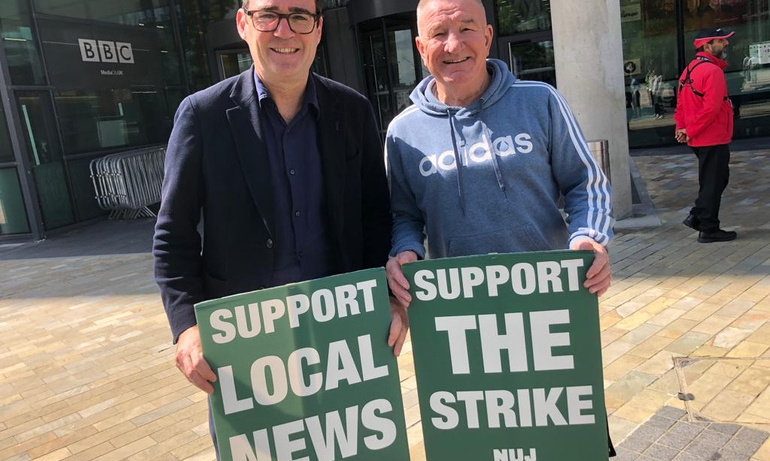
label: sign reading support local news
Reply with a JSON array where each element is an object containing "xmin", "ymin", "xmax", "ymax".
[
  {"xmin": 195, "ymin": 269, "xmax": 410, "ymax": 461},
  {"xmin": 402, "ymin": 250, "xmax": 609, "ymax": 461}
]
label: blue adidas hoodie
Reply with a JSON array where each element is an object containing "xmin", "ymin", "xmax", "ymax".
[{"xmin": 386, "ymin": 59, "xmax": 613, "ymax": 259}]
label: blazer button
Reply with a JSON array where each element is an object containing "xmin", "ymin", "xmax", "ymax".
[{"xmin": 266, "ymin": 239, "xmax": 274, "ymax": 249}]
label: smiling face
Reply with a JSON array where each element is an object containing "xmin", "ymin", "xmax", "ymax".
[
  {"xmin": 415, "ymin": 0, "xmax": 493, "ymax": 105},
  {"xmin": 236, "ymin": 0, "xmax": 322, "ymax": 91}
]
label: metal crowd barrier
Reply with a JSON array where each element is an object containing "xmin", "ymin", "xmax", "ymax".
[{"xmin": 89, "ymin": 146, "xmax": 166, "ymax": 219}]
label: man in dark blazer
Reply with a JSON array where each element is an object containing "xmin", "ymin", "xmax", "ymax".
[{"xmin": 153, "ymin": 0, "xmax": 400, "ymax": 411}]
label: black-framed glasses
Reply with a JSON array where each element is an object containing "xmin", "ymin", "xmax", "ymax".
[{"xmin": 243, "ymin": 9, "xmax": 319, "ymax": 34}]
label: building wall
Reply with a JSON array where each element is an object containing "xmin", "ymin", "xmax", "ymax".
[{"xmin": 1, "ymin": 0, "xmax": 768, "ymax": 240}]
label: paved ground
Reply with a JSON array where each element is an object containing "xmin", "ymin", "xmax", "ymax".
[{"xmin": 0, "ymin": 147, "xmax": 769, "ymax": 460}]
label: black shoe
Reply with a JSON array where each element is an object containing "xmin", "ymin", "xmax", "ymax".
[
  {"xmin": 698, "ymin": 229, "xmax": 737, "ymax": 243},
  {"xmin": 683, "ymin": 214, "xmax": 701, "ymax": 231}
]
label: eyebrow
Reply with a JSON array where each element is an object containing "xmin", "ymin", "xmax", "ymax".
[
  {"xmin": 259, "ymin": 5, "xmax": 316, "ymax": 14},
  {"xmin": 427, "ymin": 17, "xmax": 478, "ymax": 33}
]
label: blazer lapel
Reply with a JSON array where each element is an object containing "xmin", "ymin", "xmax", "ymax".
[
  {"xmin": 227, "ymin": 67, "xmax": 275, "ymax": 237},
  {"xmin": 316, "ymin": 76, "xmax": 346, "ymax": 246}
]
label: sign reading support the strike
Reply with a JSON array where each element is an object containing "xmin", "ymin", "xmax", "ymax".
[
  {"xmin": 195, "ymin": 269, "xmax": 410, "ymax": 461},
  {"xmin": 402, "ymin": 251, "xmax": 609, "ymax": 461}
]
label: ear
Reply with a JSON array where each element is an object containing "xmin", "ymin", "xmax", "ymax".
[
  {"xmin": 236, "ymin": 8, "xmax": 248, "ymax": 40},
  {"xmin": 315, "ymin": 16, "xmax": 324, "ymax": 45},
  {"xmin": 415, "ymin": 35, "xmax": 428, "ymax": 63},
  {"xmin": 484, "ymin": 24, "xmax": 493, "ymax": 54}
]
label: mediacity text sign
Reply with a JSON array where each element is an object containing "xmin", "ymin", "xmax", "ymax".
[
  {"xmin": 402, "ymin": 250, "xmax": 609, "ymax": 461},
  {"xmin": 195, "ymin": 269, "xmax": 409, "ymax": 461}
]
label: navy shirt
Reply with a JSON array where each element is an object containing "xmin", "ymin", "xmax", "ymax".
[{"xmin": 254, "ymin": 73, "xmax": 333, "ymax": 286}]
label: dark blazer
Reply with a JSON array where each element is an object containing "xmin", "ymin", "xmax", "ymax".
[{"xmin": 153, "ymin": 68, "xmax": 392, "ymax": 342}]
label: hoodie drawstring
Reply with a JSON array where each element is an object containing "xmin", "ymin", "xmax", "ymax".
[
  {"xmin": 444, "ymin": 92, "xmax": 509, "ymax": 218},
  {"xmin": 479, "ymin": 105, "xmax": 507, "ymax": 196},
  {"xmin": 448, "ymin": 110, "xmax": 467, "ymax": 216}
]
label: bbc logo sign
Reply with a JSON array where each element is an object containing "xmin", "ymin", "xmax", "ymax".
[{"xmin": 78, "ymin": 39, "xmax": 134, "ymax": 64}]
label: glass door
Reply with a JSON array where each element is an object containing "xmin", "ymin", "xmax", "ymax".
[
  {"xmin": 359, "ymin": 14, "xmax": 422, "ymax": 136},
  {"xmin": 507, "ymin": 35, "xmax": 556, "ymax": 86},
  {"xmin": 17, "ymin": 91, "xmax": 74, "ymax": 230},
  {"xmin": 217, "ymin": 50, "xmax": 253, "ymax": 80}
]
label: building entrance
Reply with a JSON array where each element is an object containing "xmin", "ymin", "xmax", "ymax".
[
  {"xmin": 505, "ymin": 33, "xmax": 556, "ymax": 87},
  {"xmin": 358, "ymin": 13, "xmax": 424, "ymax": 137},
  {"xmin": 216, "ymin": 49, "xmax": 253, "ymax": 80}
]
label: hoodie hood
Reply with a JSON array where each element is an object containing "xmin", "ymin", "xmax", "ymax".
[{"xmin": 410, "ymin": 58, "xmax": 517, "ymax": 116}]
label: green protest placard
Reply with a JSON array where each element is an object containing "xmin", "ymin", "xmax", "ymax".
[
  {"xmin": 402, "ymin": 250, "xmax": 608, "ymax": 461},
  {"xmin": 195, "ymin": 268, "xmax": 410, "ymax": 461}
]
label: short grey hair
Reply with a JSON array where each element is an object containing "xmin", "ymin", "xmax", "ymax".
[{"xmin": 416, "ymin": 0, "xmax": 486, "ymax": 17}]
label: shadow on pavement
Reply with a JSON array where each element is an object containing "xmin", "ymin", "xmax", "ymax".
[{"xmin": 0, "ymin": 218, "xmax": 156, "ymax": 260}]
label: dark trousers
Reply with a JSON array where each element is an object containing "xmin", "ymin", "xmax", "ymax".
[
  {"xmin": 690, "ymin": 144, "xmax": 730, "ymax": 232},
  {"xmin": 209, "ymin": 399, "xmax": 221, "ymax": 460}
]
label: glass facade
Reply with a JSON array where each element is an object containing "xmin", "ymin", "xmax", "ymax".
[
  {"xmin": 0, "ymin": 0, "xmax": 338, "ymax": 239},
  {"xmin": 0, "ymin": 104, "xmax": 13, "ymax": 164},
  {"xmin": 0, "ymin": 0, "xmax": 46, "ymax": 85},
  {"xmin": 0, "ymin": 0, "xmax": 767, "ymax": 239},
  {"xmin": 0, "ymin": 168, "xmax": 30, "ymax": 235},
  {"xmin": 359, "ymin": 14, "xmax": 423, "ymax": 137},
  {"xmin": 496, "ymin": 0, "xmax": 552, "ymax": 35},
  {"xmin": 0, "ymin": 0, "xmax": 195, "ymax": 236},
  {"xmin": 0, "ymin": 102, "xmax": 30, "ymax": 236},
  {"xmin": 622, "ymin": 0, "xmax": 770, "ymax": 147},
  {"xmin": 17, "ymin": 91, "xmax": 75, "ymax": 229}
]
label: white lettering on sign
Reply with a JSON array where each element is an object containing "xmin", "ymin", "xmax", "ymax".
[
  {"xmin": 209, "ymin": 280, "xmax": 379, "ymax": 344},
  {"xmin": 434, "ymin": 310, "xmax": 575, "ymax": 375},
  {"xmin": 493, "ymin": 447, "xmax": 537, "ymax": 461},
  {"xmin": 228, "ymin": 398, "xmax": 397, "ymax": 461},
  {"xmin": 219, "ymin": 334, "xmax": 388, "ymax": 413},
  {"xmin": 413, "ymin": 259, "xmax": 584, "ymax": 302},
  {"xmin": 78, "ymin": 38, "xmax": 134, "ymax": 64},
  {"xmin": 429, "ymin": 386, "xmax": 595, "ymax": 430}
]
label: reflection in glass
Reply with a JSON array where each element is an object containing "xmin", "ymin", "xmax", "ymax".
[
  {"xmin": 509, "ymin": 40, "xmax": 555, "ymax": 86},
  {"xmin": 220, "ymin": 51, "xmax": 253, "ymax": 80},
  {"xmin": 0, "ymin": 0, "xmax": 46, "ymax": 84},
  {"xmin": 35, "ymin": 0, "xmax": 173, "ymax": 26},
  {"xmin": 622, "ymin": 0, "xmax": 678, "ymax": 146},
  {"xmin": 322, "ymin": 0, "xmax": 348, "ymax": 8},
  {"xmin": 68, "ymin": 156, "xmax": 106, "ymax": 221},
  {"xmin": 362, "ymin": 29, "xmax": 390, "ymax": 135},
  {"xmin": 360, "ymin": 19, "xmax": 420, "ymax": 136},
  {"xmin": 0, "ymin": 168, "xmax": 30, "ymax": 235},
  {"xmin": 18, "ymin": 93, "xmax": 62, "ymax": 166},
  {"xmin": 392, "ymin": 29, "xmax": 417, "ymax": 113},
  {"xmin": 0, "ymin": 104, "xmax": 14, "ymax": 163},
  {"xmin": 496, "ymin": 0, "xmax": 552, "ymax": 35},
  {"xmin": 54, "ymin": 89, "xmax": 174, "ymax": 155},
  {"xmin": 621, "ymin": 0, "xmax": 770, "ymax": 146},
  {"xmin": 16, "ymin": 92, "xmax": 74, "ymax": 230},
  {"xmin": 175, "ymin": 0, "xmax": 212, "ymax": 90}
]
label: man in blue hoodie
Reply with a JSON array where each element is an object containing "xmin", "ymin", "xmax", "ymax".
[{"xmin": 385, "ymin": 0, "xmax": 614, "ymax": 306}]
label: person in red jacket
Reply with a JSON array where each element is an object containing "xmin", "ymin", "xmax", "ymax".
[{"xmin": 675, "ymin": 27, "xmax": 737, "ymax": 243}]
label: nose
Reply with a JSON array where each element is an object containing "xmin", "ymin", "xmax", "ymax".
[
  {"xmin": 274, "ymin": 16, "xmax": 295, "ymax": 38},
  {"xmin": 444, "ymin": 30, "xmax": 463, "ymax": 53}
]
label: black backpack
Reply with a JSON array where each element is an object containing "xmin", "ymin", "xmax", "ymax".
[{"xmin": 678, "ymin": 57, "xmax": 725, "ymax": 100}]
